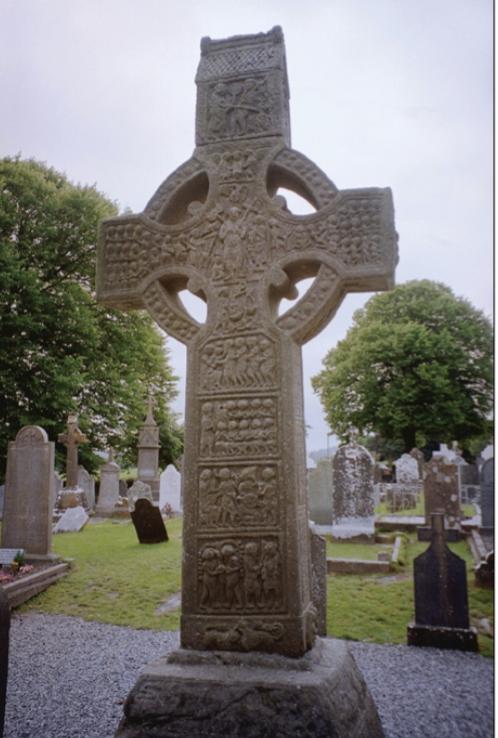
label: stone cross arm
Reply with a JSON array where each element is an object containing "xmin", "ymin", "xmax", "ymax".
[{"xmin": 96, "ymin": 145, "xmax": 398, "ymax": 347}]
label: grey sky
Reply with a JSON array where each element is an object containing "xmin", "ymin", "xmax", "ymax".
[{"xmin": 1, "ymin": 0, "xmax": 493, "ymax": 455}]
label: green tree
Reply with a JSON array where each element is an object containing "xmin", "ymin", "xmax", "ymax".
[
  {"xmin": 312, "ymin": 280, "xmax": 493, "ymax": 452},
  {"xmin": 0, "ymin": 156, "xmax": 183, "ymax": 480}
]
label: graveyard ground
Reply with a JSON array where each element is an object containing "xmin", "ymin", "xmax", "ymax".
[{"xmin": 3, "ymin": 519, "xmax": 493, "ymax": 657}]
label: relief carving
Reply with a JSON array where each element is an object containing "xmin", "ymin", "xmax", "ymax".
[
  {"xmin": 200, "ymin": 334, "xmax": 276, "ymax": 391},
  {"xmin": 198, "ymin": 537, "xmax": 282, "ymax": 612},
  {"xmin": 203, "ymin": 619, "xmax": 284, "ymax": 651},
  {"xmin": 200, "ymin": 398, "xmax": 277, "ymax": 458},
  {"xmin": 198, "ymin": 464, "xmax": 278, "ymax": 528},
  {"xmin": 206, "ymin": 76, "xmax": 273, "ymax": 140}
]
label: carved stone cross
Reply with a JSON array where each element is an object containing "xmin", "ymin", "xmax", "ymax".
[
  {"xmin": 97, "ymin": 27, "xmax": 397, "ymax": 657},
  {"xmin": 58, "ymin": 415, "xmax": 87, "ymax": 489}
]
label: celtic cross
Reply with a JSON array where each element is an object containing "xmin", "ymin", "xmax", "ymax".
[
  {"xmin": 58, "ymin": 414, "xmax": 87, "ymax": 489},
  {"xmin": 96, "ymin": 26, "xmax": 397, "ymax": 657}
]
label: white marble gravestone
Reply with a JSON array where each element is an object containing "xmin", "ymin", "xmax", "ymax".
[
  {"xmin": 159, "ymin": 464, "xmax": 182, "ymax": 513},
  {"xmin": 332, "ymin": 429, "xmax": 375, "ymax": 541}
]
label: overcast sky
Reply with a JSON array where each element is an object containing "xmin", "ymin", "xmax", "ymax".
[{"xmin": 1, "ymin": 0, "xmax": 493, "ymax": 457}]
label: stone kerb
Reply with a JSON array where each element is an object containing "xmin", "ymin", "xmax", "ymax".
[
  {"xmin": 331, "ymin": 441, "xmax": 375, "ymax": 542},
  {"xmin": 1, "ymin": 426, "xmax": 55, "ymax": 558}
]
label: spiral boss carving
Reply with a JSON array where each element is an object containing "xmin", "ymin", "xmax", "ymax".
[{"xmin": 96, "ymin": 26, "xmax": 398, "ymax": 657}]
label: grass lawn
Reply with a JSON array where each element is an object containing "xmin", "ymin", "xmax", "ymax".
[{"xmin": 9, "ymin": 519, "xmax": 494, "ymax": 657}]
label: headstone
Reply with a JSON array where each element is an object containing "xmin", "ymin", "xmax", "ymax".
[
  {"xmin": 77, "ymin": 467, "xmax": 95, "ymax": 510},
  {"xmin": 479, "ymin": 458, "xmax": 494, "ymax": 531},
  {"xmin": 1, "ymin": 426, "xmax": 55, "ymax": 558},
  {"xmin": 53, "ymin": 472, "xmax": 63, "ymax": 506},
  {"xmin": 395, "ymin": 453, "xmax": 419, "ymax": 484},
  {"xmin": 0, "ymin": 549, "xmax": 25, "ymax": 566},
  {"xmin": 481, "ymin": 443, "xmax": 494, "ymax": 461},
  {"xmin": 95, "ymin": 449, "xmax": 121, "ymax": 518},
  {"xmin": 130, "ymin": 498, "xmax": 168, "ymax": 544},
  {"xmin": 127, "ymin": 479, "xmax": 154, "ymax": 512},
  {"xmin": 423, "ymin": 456, "xmax": 460, "ymax": 529},
  {"xmin": 331, "ymin": 429, "xmax": 375, "ymax": 541},
  {"xmin": 0, "ymin": 486, "xmax": 4, "ymax": 520},
  {"xmin": 99, "ymin": 26, "xmax": 395, "ymax": 737},
  {"xmin": 159, "ymin": 464, "xmax": 182, "ymax": 514},
  {"xmin": 53, "ymin": 506, "xmax": 89, "ymax": 533},
  {"xmin": 407, "ymin": 513, "xmax": 478, "ymax": 651},
  {"xmin": 0, "ymin": 585, "xmax": 10, "ymax": 738},
  {"xmin": 409, "ymin": 447, "xmax": 425, "ymax": 480},
  {"xmin": 137, "ymin": 394, "xmax": 160, "ymax": 502},
  {"xmin": 307, "ymin": 458, "xmax": 333, "ymax": 527}
]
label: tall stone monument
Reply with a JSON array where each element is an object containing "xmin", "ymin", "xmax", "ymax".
[
  {"xmin": 1, "ymin": 426, "xmax": 55, "ymax": 559},
  {"xmin": 98, "ymin": 27, "xmax": 396, "ymax": 737},
  {"xmin": 95, "ymin": 449, "xmax": 121, "ymax": 518},
  {"xmin": 136, "ymin": 394, "xmax": 160, "ymax": 502}
]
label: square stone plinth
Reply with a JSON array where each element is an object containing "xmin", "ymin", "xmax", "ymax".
[{"xmin": 115, "ymin": 638, "xmax": 384, "ymax": 738}]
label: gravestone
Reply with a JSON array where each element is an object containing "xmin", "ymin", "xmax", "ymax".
[
  {"xmin": 1, "ymin": 426, "xmax": 55, "ymax": 559},
  {"xmin": 331, "ymin": 429, "xmax": 375, "ymax": 541},
  {"xmin": 423, "ymin": 456, "xmax": 460, "ymax": 529},
  {"xmin": 53, "ymin": 506, "xmax": 89, "ymax": 533},
  {"xmin": 137, "ymin": 394, "xmax": 160, "ymax": 502},
  {"xmin": 56, "ymin": 416, "xmax": 88, "ymax": 510},
  {"xmin": 0, "ymin": 486, "xmax": 4, "ymax": 520},
  {"xmin": 407, "ymin": 513, "xmax": 478, "ymax": 651},
  {"xmin": 479, "ymin": 458, "xmax": 494, "ymax": 532},
  {"xmin": 307, "ymin": 458, "xmax": 333, "ymax": 527},
  {"xmin": 159, "ymin": 464, "xmax": 182, "ymax": 513},
  {"xmin": 409, "ymin": 447, "xmax": 425, "ymax": 480},
  {"xmin": 130, "ymin": 498, "xmax": 168, "ymax": 544},
  {"xmin": 98, "ymin": 27, "xmax": 395, "ymax": 738},
  {"xmin": 77, "ymin": 466, "xmax": 95, "ymax": 510},
  {"xmin": 0, "ymin": 585, "xmax": 10, "ymax": 738},
  {"xmin": 395, "ymin": 453, "xmax": 419, "ymax": 484},
  {"xmin": 95, "ymin": 450, "xmax": 121, "ymax": 518},
  {"xmin": 127, "ymin": 479, "xmax": 154, "ymax": 512}
]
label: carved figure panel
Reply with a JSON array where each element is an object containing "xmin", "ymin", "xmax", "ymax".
[
  {"xmin": 198, "ymin": 536, "xmax": 283, "ymax": 613},
  {"xmin": 198, "ymin": 464, "xmax": 279, "ymax": 529},
  {"xmin": 200, "ymin": 334, "xmax": 277, "ymax": 391},
  {"xmin": 200, "ymin": 397, "xmax": 277, "ymax": 459}
]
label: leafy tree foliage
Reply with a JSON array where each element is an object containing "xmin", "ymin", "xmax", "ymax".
[
  {"xmin": 312, "ymin": 280, "xmax": 493, "ymax": 452},
  {"xmin": 0, "ymin": 156, "xmax": 183, "ymax": 480}
]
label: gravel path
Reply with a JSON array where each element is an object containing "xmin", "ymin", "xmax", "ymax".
[{"xmin": 4, "ymin": 612, "xmax": 494, "ymax": 738}]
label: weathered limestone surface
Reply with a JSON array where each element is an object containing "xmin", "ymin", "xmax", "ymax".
[
  {"xmin": 115, "ymin": 638, "xmax": 384, "ymax": 738},
  {"xmin": 1, "ymin": 426, "xmax": 54, "ymax": 557},
  {"xmin": 99, "ymin": 25, "xmax": 395, "ymax": 738},
  {"xmin": 331, "ymin": 432, "xmax": 375, "ymax": 541}
]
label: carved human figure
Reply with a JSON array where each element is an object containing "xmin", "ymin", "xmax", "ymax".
[
  {"xmin": 261, "ymin": 540, "xmax": 280, "ymax": 609},
  {"xmin": 243, "ymin": 541, "xmax": 262, "ymax": 608},
  {"xmin": 221, "ymin": 543, "xmax": 243, "ymax": 609},
  {"xmin": 200, "ymin": 546, "xmax": 224, "ymax": 608}
]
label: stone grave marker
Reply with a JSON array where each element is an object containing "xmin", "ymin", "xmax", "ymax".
[
  {"xmin": 409, "ymin": 447, "xmax": 425, "ymax": 479},
  {"xmin": 407, "ymin": 513, "xmax": 478, "ymax": 651},
  {"xmin": 0, "ymin": 486, "xmax": 4, "ymax": 520},
  {"xmin": 307, "ymin": 458, "xmax": 333, "ymax": 527},
  {"xmin": 130, "ymin": 498, "xmax": 168, "ymax": 544},
  {"xmin": 137, "ymin": 394, "xmax": 160, "ymax": 502},
  {"xmin": 0, "ymin": 549, "xmax": 25, "ymax": 566},
  {"xmin": 479, "ymin": 458, "xmax": 494, "ymax": 531},
  {"xmin": 77, "ymin": 466, "xmax": 95, "ymax": 510},
  {"xmin": 159, "ymin": 464, "xmax": 182, "ymax": 514},
  {"xmin": 56, "ymin": 416, "xmax": 88, "ymax": 510},
  {"xmin": 95, "ymin": 449, "xmax": 121, "ymax": 518},
  {"xmin": 127, "ymin": 479, "xmax": 154, "ymax": 512},
  {"xmin": 423, "ymin": 455, "xmax": 460, "ymax": 529},
  {"xmin": 53, "ymin": 506, "xmax": 89, "ymax": 534},
  {"xmin": 97, "ymin": 26, "xmax": 395, "ymax": 738},
  {"xmin": 1, "ymin": 426, "xmax": 55, "ymax": 559},
  {"xmin": 331, "ymin": 428, "xmax": 375, "ymax": 541},
  {"xmin": 0, "ymin": 585, "xmax": 10, "ymax": 738},
  {"xmin": 395, "ymin": 453, "xmax": 419, "ymax": 484}
]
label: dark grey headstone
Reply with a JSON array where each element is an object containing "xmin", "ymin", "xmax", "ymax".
[
  {"xmin": 480, "ymin": 458, "xmax": 494, "ymax": 529},
  {"xmin": 0, "ymin": 585, "xmax": 10, "ymax": 738},
  {"xmin": 130, "ymin": 498, "xmax": 168, "ymax": 544},
  {"xmin": 408, "ymin": 513, "xmax": 478, "ymax": 651}
]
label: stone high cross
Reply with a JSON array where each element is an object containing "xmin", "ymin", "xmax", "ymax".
[
  {"xmin": 97, "ymin": 27, "xmax": 397, "ymax": 658},
  {"xmin": 58, "ymin": 415, "xmax": 87, "ymax": 489}
]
